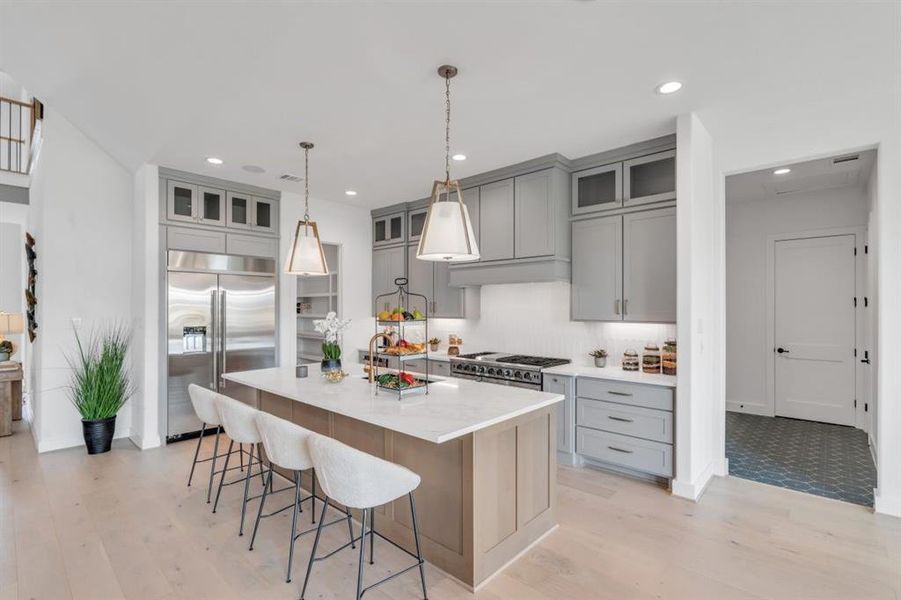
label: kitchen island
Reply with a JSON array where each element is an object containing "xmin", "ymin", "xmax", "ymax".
[{"xmin": 223, "ymin": 365, "xmax": 563, "ymax": 590}]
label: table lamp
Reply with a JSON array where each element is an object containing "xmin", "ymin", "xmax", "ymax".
[{"xmin": 0, "ymin": 312, "xmax": 24, "ymax": 360}]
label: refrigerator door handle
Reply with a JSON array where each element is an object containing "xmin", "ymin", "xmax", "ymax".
[
  {"xmin": 210, "ymin": 290, "xmax": 218, "ymax": 389},
  {"xmin": 220, "ymin": 290, "xmax": 227, "ymax": 389}
]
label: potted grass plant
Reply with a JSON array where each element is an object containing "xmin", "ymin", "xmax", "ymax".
[{"xmin": 67, "ymin": 325, "xmax": 133, "ymax": 455}]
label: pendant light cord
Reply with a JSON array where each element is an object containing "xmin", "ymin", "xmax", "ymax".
[
  {"xmin": 445, "ymin": 72, "xmax": 451, "ymax": 184},
  {"xmin": 303, "ymin": 145, "xmax": 311, "ymax": 222}
]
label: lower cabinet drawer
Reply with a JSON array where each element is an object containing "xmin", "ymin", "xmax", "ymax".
[
  {"xmin": 577, "ymin": 427, "xmax": 673, "ymax": 477},
  {"xmin": 577, "ymin": 398, "xmax": 673, "ymax": 444},
  {"xmin": 431, "ymin": 360, "xmax": 451, "ymax": 377},
  {"xmin": 577, "ymin": 377, "xmax": 673, "ymax": 411}
]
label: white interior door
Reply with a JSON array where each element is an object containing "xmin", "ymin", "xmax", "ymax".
[{"xmin": 774, "ymin": 234, "xmax": 856, "ymax": 425}]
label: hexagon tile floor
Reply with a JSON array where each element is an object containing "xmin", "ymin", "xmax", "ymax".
[{"xmin": 725, "ymin": 412, "xmax": 876, "ymax": 507}]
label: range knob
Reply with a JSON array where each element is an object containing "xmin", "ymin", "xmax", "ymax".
[
  {"xmin": 477, "ymin": 366, "xmax": 486, "ymax": 374},
  {"xmin": 514, "ymin": 370, "xmax": 523, "ymax": 379},
  {"xmin": 504, "ymin": 369, "xmax": 513, "ymax": 377},
  {"xmin": 522, "ymin": 372, "xmax": 533, "ymax": 381},
  {"xmin": 487, "ymin": 368, "xmax": 496, "ymax": 376}
]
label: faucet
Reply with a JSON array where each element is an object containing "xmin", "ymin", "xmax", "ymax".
[{"xmin": 367, "ymin": 332, "xmax": 393, "ymax": 383}]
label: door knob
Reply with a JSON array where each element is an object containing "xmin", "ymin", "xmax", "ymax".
[{"xmin": 776, "ymin": 347, "xmax": 789, "ymax": 354}]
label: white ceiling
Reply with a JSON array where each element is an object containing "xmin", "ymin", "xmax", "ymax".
[
  {"xmin": 0, "ymin": 2, "xmax": 898, "ymax": 209},
  {"xmin": 725, "ymin": 150, "xmax": 875, "ymax": 203}
]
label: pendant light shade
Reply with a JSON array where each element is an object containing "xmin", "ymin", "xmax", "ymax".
[
  {"xmin": 416, "ymin": 65, "xmax": 480, "ymax": 263},
  {"xmin": 416, "ymin": 180, "xmax": 479, "ymax": 262},
  {"xmin": 285, "ymin": 142, "xmax": 329, "ymax": 276}
]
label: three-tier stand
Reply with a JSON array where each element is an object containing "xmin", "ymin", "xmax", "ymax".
[{"xmin": 373, "ymin": 278, "xmax": 429, "ymax": 397}]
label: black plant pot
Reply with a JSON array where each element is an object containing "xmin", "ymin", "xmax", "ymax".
[
  {"xmin": 321, "ymin": 358, "xmax": 342, "ymax": 373},
  {"xmin": 82, "ymin": 416, "xmax": 116, "ymax": 455}
]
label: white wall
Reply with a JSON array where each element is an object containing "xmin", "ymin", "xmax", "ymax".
[
  {"xmin": 673, "ymin": 112, "xmax": 726, "ymax": 501},
  {"xmin": 725, "ymin": 186, "xmax": 869, "ymax": 416},
  {"xmin": 428, "ymin": 281, "xmax": 675, "ymax": 365},
  {"xmin": 27, "ymin": 107, "xmax": 134, "ymax": 452},
  {"xmin": 0, "ymin": 201, "xmax": 27, "ymax": 365},
  {"xmin": 279, "ymin": 192, "xmax": 373, "ymax": 369}
]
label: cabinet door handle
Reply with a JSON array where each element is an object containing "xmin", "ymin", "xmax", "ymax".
[
  {"xmin": 615, "ymin": 299, "xmax": 621, "ymax": 315},
  {"xmin": 608, "ymin": 446, "xmax": 633, "ymax": 454},
  {"xmin": 623, "ymin": 299, "xmax": 628, "ymax": 315},
  {"xmin": 608, "ymin": 390, "xmax": 633, "ymax": 397},
  {"xmin": 608, "ymin": 415, "xmax": 634, "ymax": 423}
]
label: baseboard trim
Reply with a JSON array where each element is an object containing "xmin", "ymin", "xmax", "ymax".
[
  {"xmin": 726, "ymin": 400, "xmax": 771, "ymax": 417},
  {"xmin": 874, "ymin": 492, "xmax": 901, "ymax": 518},
  {"xmin": 130, "ymin": 430, "xmax": 162, "ymax": 450},
  {"xmin": 672, "ymin": 458, "xmax": 723, "ymax": 501},
  {"xmin": 36, "ymin": 429, "xmax": 132, "ymax": 454}
]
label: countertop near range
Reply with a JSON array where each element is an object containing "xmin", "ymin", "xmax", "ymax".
[
  {"xmin": 542, "ymin": 364, "xmax": 677, "ymax": 388},
  {"xmin": 224, "ymin": 365, "xmax": 563, "ymax": 444}
]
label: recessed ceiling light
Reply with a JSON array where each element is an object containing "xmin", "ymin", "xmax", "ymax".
[
  {"xmin": 655, "ymin": 81, "xmax": 683, "ymax": 95},
  {"xmin": 452, "ymin": 154, "xmax": 467, "ymax": 161},
  {"xmin": 773, "ymin": 168, "xmax": 791, "ymax": 175},
  {"xmin": 206, "ymin": 157, "xmax": 223, "ymax": 165},
  {"xmin": 345, "ymin": 190, "xmax": 358, "ymax": 196}
]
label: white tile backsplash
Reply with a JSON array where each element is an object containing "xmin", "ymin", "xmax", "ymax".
[{"xmin": 429, "ymin": 281, "xmax": 676, "ymax": 367}]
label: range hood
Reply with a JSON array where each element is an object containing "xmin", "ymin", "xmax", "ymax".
[{"xmin": 448, "ymin": 256, "xmax": 570, "ymax": 287}]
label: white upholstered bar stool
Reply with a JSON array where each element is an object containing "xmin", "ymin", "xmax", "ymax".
[
  {"xmin": 250, "ymin": 412, "xmax": 356, "ymax": 583},
  {"xmin": 301, "ymin": 434, "xmax": 428, "ymax": 600},
  {"xmin": 186, "ymin": 384, "xmax": 228, "ymax": 503},
  {"xmin": 212, "ymin": 394, "xmax": 267, "ymax": 536}
]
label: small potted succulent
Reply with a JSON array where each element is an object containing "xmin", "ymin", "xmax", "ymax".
[
  {"xmin": 589, "ymin": 348, "xmax": 608, "ymax": 368},
  {"xmin": 0, "ymin": 339, "xmax": 13, "ymax": 362},
  {"xmin": 67, "ymin": 325, "xmax": 133, "ymax": 455},
  {"xmin": 428, "ymin": 337, "xmax": 440, "ymax": 352},
  {"xmin": 314, "ymin": 312, "xmax": 352, "ymax": 375}
]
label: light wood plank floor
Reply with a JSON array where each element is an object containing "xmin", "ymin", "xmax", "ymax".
[{"xmin": 2, "ymin": 420, "xmax": 899, "ymax": 600}]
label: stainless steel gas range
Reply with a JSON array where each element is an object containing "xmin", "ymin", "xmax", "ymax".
[{"xmin": 450, "ymin": 352, "xmax": 570, "ymax": 390}]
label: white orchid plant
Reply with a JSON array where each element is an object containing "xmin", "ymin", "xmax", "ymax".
[{"xmin": 313, "ymin": 311, "xmax": 351, "ymax": 361}]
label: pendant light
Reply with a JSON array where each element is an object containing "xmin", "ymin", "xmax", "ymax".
[
  {"xmin": 285, "ymin": 142, "xmax": 329, "ymax": 275},
  {"xmin": 416, "ymin": 65, "xmax": 480, "ymax": 263}
]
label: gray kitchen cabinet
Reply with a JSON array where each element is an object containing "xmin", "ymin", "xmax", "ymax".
[
  {"xmin": 623, "ymin": 149, "xmax": 676, "ymax": 207},
  {"xmin": 622, "ymin": 207, "xmax": 677, "ymax": 322},
  {"xmin": 227, "ymin": 191, "xmax": 253, "ymax": 229},
  {"xmin": 408, "ymin": 208, "xmax": 428, "ymax": 243},
  {"xmin": 543, "ymin": 373, "xmax": 575, "ymax": 464},
  {"xmin": 197, "ymin": 187, "xmax": 226, "ymax": 226},
  {"xmin": 514, "ymin": 169, "xmax": 555, "ymax": 258},
  {"xmin": 167, "ymin": 180, "xmax": 199, "ymax": 224},
  {"xmin": 571, "ymin": 215, "xmax": 622, "ymax": 321},
  {"xmin": 462, "ymin": 187, "xmax": 480, "ymax": 248},
  {"xmin": 406, "ymin": 244, "xmax": 433, "ymax": 315},
  {"xmin": 166, "ymin": 225, "xmax": 226, "ymax": 253},
  {"xmin": 373, "ymin": 212, "xmax": 405, "ymax": 247},
  {"xmin": 226, "ymin": 232, "xmax": 277, "ymax": 258},
  {"xmin": 372, "ymin": 245, "xmax": 406, "ymax": 314},
  {"xmin": 478, "ymin": 178, "xmax": 515, "ymax": 261},
  {"xmin": 572, "ymin": 163, "xmax": 622, "ymax": 215},
  {"xmin": 433, "ymin": 261, "xmax": 463, "ymax": 318},
  {"xmin": 431, "ymin": 360, "xmax": 451, "ymax": 377}
]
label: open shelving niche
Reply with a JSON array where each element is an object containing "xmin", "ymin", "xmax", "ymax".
[
  {"xmin": 296, "ymin": 243, "xmax": 340, "ymax": 364},
  {"xmin": 373, "ymin": 277, "xmax": 430, "ymax": 397}
]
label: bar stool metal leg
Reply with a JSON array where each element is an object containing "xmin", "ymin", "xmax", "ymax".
[
  {"xmin": 239, "ymin": 443, "xmax": 244, "ymax": 472},
  {"xmin": 369, "ymin": 508, "xmax": 375, "ymax": 565},
  {"xmin": 239, "ymin": 442, "xmax": 255, "ymax": 536},
  {"xmin": 212, "ymin": 439, "xmax": 234, "ymax": 513},
  {"xmin": 300, "ymin": 498, "xmax": 330, "ymax": 600},
  {"xmin": 257, "ymin": 442, "xmax": 266, "ymax": 487},
  {"xmin": 311, "ymin": 470, "xmax": 316, "ymax": 524},
  {"xmin": 286, "ymin": 471, "xmax": 301, "ymax": 583},
  {"xmin": 410, "ymin": 492, "xmax": 429, "ymax": 600},
  {"xmin": 187, "ymin": 423, "xmax": 206, "ymax": 487},
  {"xmin": 206, "ymin": 426, "xmax": 221, "ymax": 503},
  {"xmin": 355, "ymin": 508, "xmax": 368, "ymax": 600},
  {"xmin": 248, "ymin": 467, "xmax": 272, "ymax": 550}
]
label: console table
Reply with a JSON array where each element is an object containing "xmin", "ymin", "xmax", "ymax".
[{"xmin": 0, "ymin": 361, "xmax": 23, "ymax": 436}]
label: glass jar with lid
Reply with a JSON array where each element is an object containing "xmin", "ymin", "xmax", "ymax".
[
  {"xmin": 642, "ymin": 343, "xmax": 661, "ymax": 374},
  {"xmin": 622, "ymin": 349, "xmax": 640, "ymax": 371},
  {"xmin": 662, "ymin": 338, "xmax": 677, "ymax": 375}
]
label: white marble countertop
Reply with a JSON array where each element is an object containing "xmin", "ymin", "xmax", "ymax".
[
  {"xmin": 542, "ymin": 364, "xmax": 677, "ymax": 388},
  {"xmin": 224, "ymin": 365, "xmax": 563, "ymax": 444}
]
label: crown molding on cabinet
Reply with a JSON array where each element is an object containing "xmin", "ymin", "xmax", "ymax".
[{"xmin": 158, "ymin": 166, "xmax": 281, "ymax": 200}]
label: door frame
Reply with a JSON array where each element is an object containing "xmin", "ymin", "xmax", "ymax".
[{"xmin": 765, "ymin": 225, "xmax": 867, "ymax": 430}]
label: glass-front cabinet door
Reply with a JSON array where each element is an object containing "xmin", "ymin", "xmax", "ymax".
[
  {"xmin": 251, "ymin": 197, "xmax": 276, "ymax": 233},
  {"xmin": 373, "ymin": 212, "xmax": 406, "ymax": 247},
  {"xmin": 167, "ymin": 181, "xmax": 198, "ymax": 223},
  {"xmin": 571, "ymin": 163, "xmax": 622, "ymax": 215},
  {"xmin": 226, "ymin": 191, "xmax": 252, "ymax": 229},
  {"xmin": 408, "ymin": 208, "xmax": 428, "ymax": 242},
  {"xmin": 197, "ymin": 187, "xmax": 225, "ymax": 226},
  {"xmin": 624, "ymin": 149, "xmax": 676, "ymax": 207}
]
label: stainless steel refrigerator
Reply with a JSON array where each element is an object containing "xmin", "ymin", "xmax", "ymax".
[{"xmin": 166, "ymin": 250, "xmax": 277, "ymax": 441}]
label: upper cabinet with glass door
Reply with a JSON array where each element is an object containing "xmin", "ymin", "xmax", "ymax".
[
  {"xmin": 623, "ymin": 149, "xmax": 676, "ymax": 207},
  {"xmin": 167, "ymin": 181, "xmax": 226, "ymax": 226},
  {"xmin": 571, "ymin": 163, "xmax": 622, "ymax": 215},
  {"xmin": 407, "ymin": 208, "xmax": 428, "ymax": 243},
  {"xmin": 226, "ymin": 192, "xmax": 277, "ymax": 233},
  {"xmin": 373, "ymin": 212, "xmax": 405, "ymax": 248}
]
